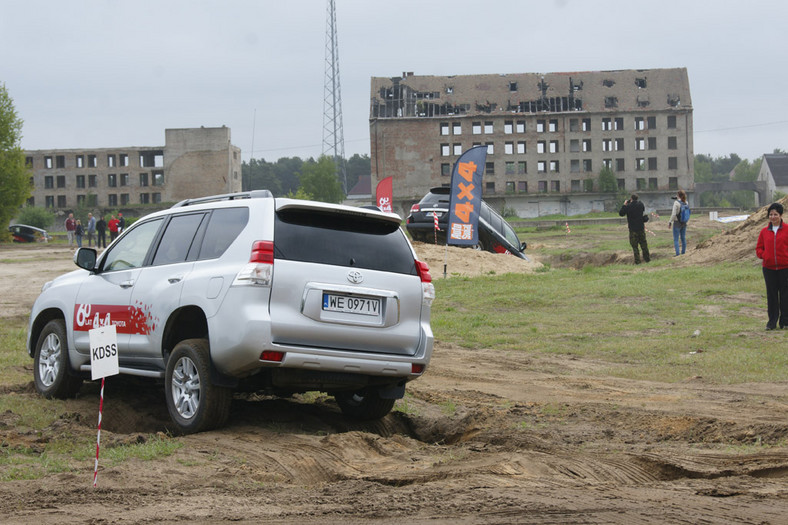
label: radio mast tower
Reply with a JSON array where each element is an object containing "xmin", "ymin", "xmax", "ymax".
[{"xmin": 322, "ymin": 0, "xmax": 347, "ymax": 192}]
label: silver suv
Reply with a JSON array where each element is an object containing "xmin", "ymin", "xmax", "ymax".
[{"xmin": 27, "ymin": 191, "xmax": 435, "ymax": 434}]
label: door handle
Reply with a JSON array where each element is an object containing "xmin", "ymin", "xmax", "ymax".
[
  {"xmin": 168, "ymin": 276, "xmax": 183, "ymax": 284},
  {"xmin": 119, "ymin": 280, "xmax": 134, "ymax": 288}
]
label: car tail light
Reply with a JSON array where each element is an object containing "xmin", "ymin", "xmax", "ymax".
[
  {"xmin": 260, "ymin": 350, "xmax": 285, "ymax": 362},
  {"xmin": 410, "ymin": 204, "xmax": 420, "ymax": 213},
  {"xmin": 411, "ymin": 363, "xmax": 425, "ymax": 374},
  {"xmin": 232, "ymin": 240, "xmax": 274, "ymax": 286},
  {"xmin": 415, "ymin": 260, "xmax": 435, "ymax": 306}
]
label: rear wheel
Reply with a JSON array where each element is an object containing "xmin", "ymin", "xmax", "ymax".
[
  {"xmin": 34, "ymin": 319, "xmax": 82, "ymax": 398},
  {"xmin": 165, "ymin": 338, "xmax": 231, "ymax": 434},
  {"xmin": 335, "ymin": 388, "xmax": 396, "ymax": 420}
]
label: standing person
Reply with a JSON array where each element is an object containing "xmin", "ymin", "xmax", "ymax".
[
  {"xmin": 755, "ymin": 202, "xmax": 788, "ymax": 330},
  {"xmin": 86, "ymin": 212, "xmax": 96, "ymax": 247},
  {"xmin": 64, "ymin": 213, "xmax": 76, "ymax": 247},
  {"xmin": 75, "ymin": 220, "xmax": 84, "ymax": 248},
  {"xmin": 668, "ymin": 190, "xmax": 689, "ymax": 256},
  {"xmin": 96, "ymin": 215, "xmax": 107, "ymax": 249},
  {"xmin": 619, "ymin": 194, "xmax": 650, "ymax": 264},
  {"xmin": 108, "ymin": 215, "xmax": 120, "ymax": 242},
  {"xmin": 118, "ymin": 212, "xmax": 125, "ymax": 233}
]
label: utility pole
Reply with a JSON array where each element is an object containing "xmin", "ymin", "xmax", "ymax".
[{"xmin": 322, "ymin": 0, "xmax": 347, "ymax": 193}]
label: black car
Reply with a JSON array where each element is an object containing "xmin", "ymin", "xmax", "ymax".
[
  {"xmin": 8, "ymin": 224, "xmax": 52, "ymax": 243},
  {"xmin": 406, "ymin": 187, "xmax": 527, "ymax": 259}
]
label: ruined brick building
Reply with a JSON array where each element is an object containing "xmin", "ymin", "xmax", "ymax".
[
  {"xmin": 24, "ymin": 127, "xmax": 241, "ymax": 210},
  {"xmin": 370, "ymin": 68, "xmax": 693, "ymax": 217}
]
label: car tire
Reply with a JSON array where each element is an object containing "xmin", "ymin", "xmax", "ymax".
[
  {"xmin": 34, "ymin": 319, "xmax": 83, "ymax": 399},
  {"xmin": 335, "ymin": 388, "xmax": 396, "ymax": 420},
  {"xmin": 473, "ymin": 239, "xmax": 487, "ymax": 252},
  {"xmin": 165, "ymin": 338, "xmax": 231, "ymax": 435}
]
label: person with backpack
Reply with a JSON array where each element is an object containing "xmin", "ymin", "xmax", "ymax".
[
  {"xmin": 669, "ymin": 189, "xmax": 690, "ymax": 256},
  {"xmin": 756, "ymin": 202, "xmax": 788, "ymax": 330}
]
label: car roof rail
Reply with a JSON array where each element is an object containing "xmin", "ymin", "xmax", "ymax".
[{"xmin": 171, "ymin": 189, "xmax": 273, "ymax": 208}]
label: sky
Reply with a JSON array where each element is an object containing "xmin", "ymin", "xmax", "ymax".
[{"xmin": 2, "ymin": 0, "xmax": 787, "ymax": 164}]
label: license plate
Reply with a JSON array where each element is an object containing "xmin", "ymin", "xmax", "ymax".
[{"xmin": 322, "ymin": 293, "xmax": 381, "ymax": 317}]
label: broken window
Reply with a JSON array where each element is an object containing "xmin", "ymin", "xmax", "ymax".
[
  {"xmin": 472, "ymin": 122, "xmax": 481, "ymax": 135},
  {"xmin": 88, "ymin": 175, "xmax": 97, "ymax": 188},
  {"xmin": 75, "ymin": 155, "xmax": 84, "ymax": 168},
  {"xmin": 617, "ymin": 179, "xmax": 625, "ymax": 190},
  {"xmin": 636, "ymin": 96, "xmax": 650, "ymax": 108},
  {"xmin": 667, "ymin": 94, "xmax": 680, "ymax": 107},
  {"xmin": 646, "ymin": 116, "xmax": 656, "ymax": 130},
  {"xmin": 583, "ymin": 139, "xmax": 591, "ymax": 152},
  {"xmin": 549, "ymin": 119, "xmax": 558, "ymax": 132},
  {"xmin": 636, "ymin": 178, "xmax": 646, "ymax": 190},
  {"xmin": 153, "ymin": 171, "xmax": 164, "ymax": 186},
  {"xmin": 108, "ymin": 174, "xmax": 117, "ymax": 187},
  {"xmin": 570, "ymin": 139, "xmax": 580, "ymax": 153},
  {"xmin": 537, "ymin": 141, "xmax": 546, "ymax": 154},
  {"xmin": 108, "ymin": 194, "xmax": 118, "ymax": 206},
  {"xmin": 602, "ymin": 118, "xmax": 612, "ymax": 131},
  {"xmin": 56, "ymin": 156, "xmax": 65, "ymax": 168},
  {"xmin": 76, "ymin": 175, "xmax": 85, "ymax": 189},
  {"xmin": 453, "ymin": 144, "xmax": 462, "ymax": 155},
  {"xmin": 635, "ymin": 117, "xmax": 645, "ymax": 131},
  {"xmin": 635, "ymin": 138, "xmax": 645, "ymax": 151},
  {"xmin": 484, "ymin": 121, "xmax": 493, "ymax": 134},
  {"xmin": 602, "ymin": 139, "xmax": 612, "ymax": 152},
  {"xmin": 486, "ymin": 142, "xmax": 494, "ymax": 155},
  {"xmin": 88, "ymin": 194, "xmax": 98, "ymax": 206},
  {"xmin": 615, "ymin": 138, "xmax": 624, "ymax": 151},
  {"xmin": 57, "ymin": 195, "xmax": 67, "ymax": 208},
  {"xmin": 120, "ymin": 173, "xmax": 129, "ymax": 186},
  {"xmin": 648, "ymin": 157, "xmax": 657, "ymax": 170},
  {"xmin": 614, "ymin": 117, "xmax": 624, "ymax": 130},
  {"xmin": 571, "ymin": 179, "xmax": 581, "ymax": 191},
  {"xmin": 45, "ymin": 156, "xmax": 53, "ymax": 169},
  {"xmin": 636, "ymin": 158, "xmax": 645, "ymax": 171},
  {"xmin": 44, "ymin": 176, "xmax": 53, "ymax": 189},
  {"xmin": 667, "ymin": 115, "xmax": 677, "ymax": 129},
  {"xmin": 569, "ymin": 119, "xmax": 579, "ymax": 132},
  {"xmin": 88, "ymin": 155, "xmax": 97, "ymax": 168},
  {"xmin": 517, "ymin": 141, "xmax": 526, "ymax": 154},
  {"xmin": 538, "ymin": 180, "xmax": 547, "ymax": 193},
  {"xmin": 504, "ymin": 121, "xmax": 513, "ymax": 134},
  {"xmin": 550, "ymin": 140, "xmax": 559, "ymax": 153},
  {"xmin": 583, "ymin": 159, "xmax": 592, "ymax": 172},
  {"xmin": 45, "ymin": 196, "xmax": 54, "ymax": 208},
  {"xmin": 668, "ymin": 136, "xmax": 677, "ymax": 150},
  {"xmin": 509, "ymin": 81, "xmax": 518, "ymax": 92},
  {"xmin": 604, "ymin": 97, "xmax": 618, "ymax": 108},
  {"xmin": 121, "ymin": 193, "xmax": 130, "ymax": 205},
  {"xmin": 441, "ymin": 144, "xmax": 450, "ymax": 156},
  {"xmin": 505, "ymin": 163, "xmax": 515, "ymax": 176},
  {"xmin": 484, "ymin": 182, "xmax": 495, "ymax": 194},
  {"xmin": 107, "ymin": 154, "xmax": 116, "ymax": 167},
  {"xmin": 571, "ymin": 159, "xmax": 580, "ymax": 172},
  {"xmin": 518, "ymin": 161, "xmax": 526, "ymax": 174},
  {"xmin": 537, "ymin": 119, "xmax": 545, "ymax": 133},
  {"xmin": 518, "ymin": 181, "xmax": 527, "ymax": 193},
  {"xmin": 486, "ymin": 162, "xmax": 495, "ymax": 175},
  {"xmin": 446, "ymin": 86, "xmax": 453, "ymax": 94},
  {"xmin": 516, "ymin": 121, "xmax": 525, "ymax": 133},
  {"xmin": 669, "ymin": 157, "xmax": 678, "ymax": 170},
  {"xmin": 550, "ymin": 179, "xmax": 560, "ymax": 191},
  {"xmin": 441, "ymin": 163, "xmax": 450, "ymax": 177},
  {"xmin": 120, "ymin": 153, "xmax": 129, "ymax": 166},
  {"xmin": 582, "ymin": 118, "xmax": 591, "ymax": 131},
  {"xmin": 616, "ymin": 158, "xmax": 625, "ymax": 172},
  {"xmin": 603, "ymin": 159, "xmax": 612, "ymax": 169},
  {"xmin": 538, "ymin": 161, "xmax": 546, "ymax": 173},
  {"xmin": 504, "ymin": 142, "xmax": 514, "ymax": 155},
  {"xmin": 56, "ymin": 175, "xmax": 65, "ymax": 188},
  {"xmin": 635, "ymin": 78, "xmax": 647, "ymax": 89},
  {"xmin": 140, "ymin": 193, "xmax": 150, "ymax": 205},
  {"xmin": 76, "ymin": 195, "xmax": 85, "ymax": 206},
  {"xmin": 602, "ymin": 79, "xmax": 615, "ymax": 87},
  {"xmin": 668, "ymin": 177, "xmax": 678, "ymax": 189},
  {"xmin": 440, "ymin": 123, "xmax": 449, "ymax": 136},
  {"xmin": 649, "ymin": 178, "xmax": 658, "ymax": 190},
  {"xmin": 550, "ymin": 161, "xmax": 559, "ymax": 173},
  {"xmin": 648, "ymin": 137, "xmax": 657, "ymax": 150},
  {"xmin": 453, "ymin": 123, "xmax": 462, "ymax": 135}
]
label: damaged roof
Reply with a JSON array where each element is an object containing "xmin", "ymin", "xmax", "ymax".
[{"xmin": 370, "ymin": 68, "xmax": 691, "ymax": 118}]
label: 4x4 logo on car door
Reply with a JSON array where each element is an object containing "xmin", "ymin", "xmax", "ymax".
[{"xmin": 347, "ymin": 270, "xmax": 364, "ymax": 284}]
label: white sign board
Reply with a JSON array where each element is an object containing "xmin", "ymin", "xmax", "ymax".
[{"xmin": 89, "ymin": 324, "xmax": 119, "ymax": 380}]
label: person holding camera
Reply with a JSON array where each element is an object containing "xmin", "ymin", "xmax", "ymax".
[
  {"xmin": 756, "ymin": 202, "xmax": 788, "ymax": 330},
  {"xmin": 619, "ymin": 193, "xmax": 650, "ymax": 264}
]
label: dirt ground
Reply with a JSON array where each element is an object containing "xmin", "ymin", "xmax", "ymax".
[{"xmin": 1, "ymin": 212, "xmax": 787, "ymax": 524}]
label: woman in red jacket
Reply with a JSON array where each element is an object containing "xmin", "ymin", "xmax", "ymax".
[{"xmin": 756, "ymin": 202, "xmax": 788, "ymax": 330}]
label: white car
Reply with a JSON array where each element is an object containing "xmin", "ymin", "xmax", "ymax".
[{"xmin": 27, "ymin": 191, "xmax": 435, "ymax": 434}]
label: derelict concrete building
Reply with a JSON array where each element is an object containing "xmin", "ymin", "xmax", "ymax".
[
  {"xmin": 369, "ymin": 68, "xmax": 693, "ymax": 217},
  {"xmin": 24, "ymin": 126, "xmax": 241, "ymax": 210}
]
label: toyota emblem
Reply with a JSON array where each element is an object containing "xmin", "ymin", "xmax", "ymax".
[{"xmin": 347, "ymin": 270, "xmax": 364, "ymax": 284}]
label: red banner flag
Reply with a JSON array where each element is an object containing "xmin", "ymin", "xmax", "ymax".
[{"xmin": 375, "ymin": 176, "xmax": 393, "ymax": 213}]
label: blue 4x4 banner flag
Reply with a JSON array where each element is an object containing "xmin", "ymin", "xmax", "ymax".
[{"xmin": 448, "ymin": 145, "xmax": 487, "ymax": 246}]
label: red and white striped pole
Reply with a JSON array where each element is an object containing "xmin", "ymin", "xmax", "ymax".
[
  {"xmin": 433, "ymin": 212, "xmax": 439, "ymax": 244},
  {"xmin": 93, "ymin": 377, "xmax": 105, "ymax": 487}
]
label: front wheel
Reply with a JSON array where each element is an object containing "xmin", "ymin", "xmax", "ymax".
[
  {"xmin": 34, "ymin": 319, "xmax": 82, "ymax": 398},
  {"xmin": 335, "ymin": 388, "xmax": 396, "ymax": 420},
  {"xmin": 165, "ymin": 339, "xmax": 231, "ymax": 434}
]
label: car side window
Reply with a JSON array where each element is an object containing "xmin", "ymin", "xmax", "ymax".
[
  {"xmin": 152, "ymin": 213, "xmax": 206, "ymax": 266},
  {"xmin": 198, "ymin": 207, "xmax": 249, "ymax": 260},
  {"xmin": 102, "ymin": 219, "xmax": 163, "ymax": 271}
]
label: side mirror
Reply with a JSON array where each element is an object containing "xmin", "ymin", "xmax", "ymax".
[
  {"xmin": 74, "ymin": 247, "xmax": 97, "ymax": 271},
  {"xmin": 520, "ymin": 242, "xmax": 527, "ymax": 252}
]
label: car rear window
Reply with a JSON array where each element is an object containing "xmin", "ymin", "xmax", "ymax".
[{"xmin": 274, "ymin": 208, "xmax": 417, "ymax": 275}]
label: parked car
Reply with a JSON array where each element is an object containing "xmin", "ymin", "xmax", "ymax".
[
  {"xmin": 8, "ymin": 224, "xmax": 51, "ymax": 243},
  {"xmin": 27, "ymin": 190, "xmax": 435, "ymax": 434},
  {"xmin": 406, "ymin": 187, "xmax": 527, "ymax": 259}
]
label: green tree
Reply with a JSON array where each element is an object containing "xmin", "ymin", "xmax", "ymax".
[
  {"xmin": 597, "ymin": 166, "xmax": 617, "ymax": 193},
  {"xmin": 297, "ymin": 156, "xmax": 344, "ymax": 203},
  {"xmin": 15, "ymin": 205, "xmax": 54, "ymax": 229},
  {"xmin": 0, "ymin": 83, "xmax": 30, "ymax": 241},
  {"xmin": 345, "ymin": 153, "xmax": 371, "ymax": 192}
]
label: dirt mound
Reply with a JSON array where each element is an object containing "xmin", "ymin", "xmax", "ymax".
[
  {"xmin": 683, "ymin": 196, "xmax": 788, "ymax": 266},
  {"xmin": 411, "ymin": 241, "xmax": 543, "ymax": 278}
]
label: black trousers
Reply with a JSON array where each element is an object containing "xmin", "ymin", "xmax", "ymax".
[{"xmin": 762, "ymin": 267, "xmax": 788, "ymax": 328}]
